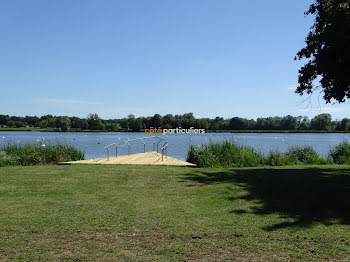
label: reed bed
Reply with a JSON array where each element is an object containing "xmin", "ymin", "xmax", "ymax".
[
  {"xmin": 186, "ymin": 141, "xmax": 350, "ymax": 167},
  {"xmin": 0, "ymin": 143, "xmax": 84, "ymax": 166}
]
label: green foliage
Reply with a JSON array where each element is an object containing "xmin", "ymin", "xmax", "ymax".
[
  {"xmin": 265, "ymin": 151, "xmax": 289, "ymax": 166},
  {"xmin": 187, "ymin": 142, "xmax": 265, "ymax": 168},
  {"xmin": 296, "ymin": 0, "xmax": 350, "ymax": 103},
  {"xmin": 284, "ymin": 146, "xmax": 321, "ymax": 164},
  {"xmin": 0, "ymin": 144, "xmax": 84, "ymax": 166},
  {"xmin": 88, "ymin": 113, "xmax": 106, "ymax": 130},
  {"xmin": 187, "ymin": 142, "xmax": 334, "ymax": 167},
  {"xmin": 310, "ymin": 114, "xmax": 332, "ymax": 131},
  {"xmin": 329, "ymin": 142, "xmax": 350, "ymax": 164},
  {"xmin": 56, "ymin": 116, "xmax": 71, "ymax": 132},
  {"xmin": 1, "ymin": 112, "xmax": 350, "ymax": 132},
  {"xmin": 0, "ymin": 151, "xmax": 18, "ymax": 166}
]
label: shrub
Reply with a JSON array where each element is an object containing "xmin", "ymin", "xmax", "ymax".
[
  {"xmin": 284, "ymin": 146, "xmax": 321, "ymax": 164},
  {"xmin": 0, "ymin": 151, "xmax": 18, "ymax": 167},
  {"xmin": 265, "ymin": 151, "xmax": 289, "ymax": 166},
  {"xmin": 329, "ymin": 142, "xmax": 350, "ymax": 164}
]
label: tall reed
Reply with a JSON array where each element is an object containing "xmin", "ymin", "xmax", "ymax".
[
  {"xmin": 187, "ymin": 142, "xmax": 335, "ymax": 167},
  {"xmin": 0, "ymin": 143, "xmax": 84, "ymax": 166},
  {"xmin": 187, "ymin": 142, "xmax": 265, "ymax": 167},
  {"xmin": 329, "ymin": 142, "xmax": 350, "ymax": 164}
]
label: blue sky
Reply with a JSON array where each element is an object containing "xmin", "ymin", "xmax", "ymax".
[{"xmin": 1, "ymin": 0, "xmax": 349, "ymax": 120}]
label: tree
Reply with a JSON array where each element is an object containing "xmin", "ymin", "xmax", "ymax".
[
  {"xmin": 129, "ymin": 117, "xmax": 143, "ymax": 132},
  {"xmin": 149, "ymin": 114, "xmax": 163, "ymax": 127},
  {"xmin": 339, "ymin": 118, "xmax": 350, "ymax": 131},
  {"xmin": 119, "ymin": 118, "xmax": 129, "ymax": 130},
  {"xmin": 40, "ymin": 115, "xmax": 53, "ymax": 121},
  {"xmin": 295, "ymin": 0, "xmax": 350, "ymax": 103},
  {"xmin": 39, "ymin": 120, "xmax": 48, "ymax": 128},
  {"xmin": 14, "ymin": 121, "xmax": 25, "ymax": 128},
  {"xmin": 7, "ymin": 120, "xmax": 16, "ymax": 127},
  {"xmin": 80, "ymin": 119, "xmax": 89, "ymax": 130},
  {"xmin": 70, "ymin": 117, "xmax": 82, "ymax": 129},
  {"xmin": 256, "ymin": 117, "xmax": 277, "ymax": 130},
  {"xmin": 197, "ymin": 118, "xmax": 209, "ymax": 130},
  {"xmin": 107, "ymin": 123, "xmax": 120, "ymax": 131},
  {"xmin": 88, "ymin": 113, "xmax": 105, "ymax": 130},
  {"xmin": 280, "ymin": 115, "xmax": 298, "ymax": 130},
  {"xmin": 24, "ymin": 116, "xmax": 39, "ymax": 127},
  {"xmin": 57, "ymin": 116, "xmax": 71, "ymax": 132},
  {"xmin": 180, "ymin": 113, "xmax": 196, "ymax": 128},
  {"xmin": 229, "ymin": 117, "xmax": 248, "ymax": 130},
  {"xmin": 209, "ymin": 117, "xmax": 227, "ymax": 130},
  {"xmin": 163, "ymin": 114, "xmax": 175, "ymax": 129},
  {"xmin": 0, "ymin": 115, "xmax": 10, "ymax": 126},
  {"xmin": 48, "ymin": 118, "xmax": 57, "ymax": 128},
  {"xmin": 310, "ymin": 113, "xmax": 333, "ymax": 131},
  {"xmin": 297, "ymin": 116, "xmax": 310, "ymax": 130}
]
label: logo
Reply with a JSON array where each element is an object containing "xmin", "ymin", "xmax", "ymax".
[{"xmin": 145, "ymin": 127, "xmax": 205, "ymax": 134}]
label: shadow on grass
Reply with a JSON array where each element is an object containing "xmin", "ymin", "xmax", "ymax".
[{"xmin": 182, "ymin": 167, "xmax": 350, "ymax": 230}]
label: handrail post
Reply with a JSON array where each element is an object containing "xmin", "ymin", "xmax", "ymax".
[
  {"xmin": 140, "ymin": 138, "xmax": 146, "ymax": 153},
  {"xmin": 156, "ymin": 138, "xmax": 164, "ymax": 153},
  {"xmin": 160, "ymin": 142, "xmax": 168, "ymax": 161},
  {"xmin": 125, "ymin": 141, "xmax": 131, "ymax": 155}
]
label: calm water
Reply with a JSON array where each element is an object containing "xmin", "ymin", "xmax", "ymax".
[{"xmin": 1, "ymin": 131, "xmax": 350, "ymax": 160}]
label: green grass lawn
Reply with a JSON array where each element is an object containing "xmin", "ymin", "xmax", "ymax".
[{"xmin": 0, "ymin": 165, "xmax": 349, "ymax": 261}]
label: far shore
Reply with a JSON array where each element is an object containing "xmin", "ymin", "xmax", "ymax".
[{"xmin": 0, "ymin": 127, "xmax": 350, "ymax": 134}]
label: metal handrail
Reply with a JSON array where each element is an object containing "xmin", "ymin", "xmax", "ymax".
[
  {"xmin": 104, "ymin": 136, "xmax": 168, "ymax": 159},
  {"xmin": 161, "ymin": 142, "xmax": 168, "ymax": 161},
  {"xmin": 123, "ymin": 136, "xmax": 165, "ymax": 154},
  {"xmin": 125, "ymin": 140, "xmax": 131, "ymax": 155},
  {"xmin": 124, "ymin": 138, "xmax": 145, "ymax": 153},
  {"xmin": 156, "ymin": 139, "xmax": 164, "ymax": 153},
  {"xmin": 104, "ymin": 143, "xmax": 118, "ymax": 160}
]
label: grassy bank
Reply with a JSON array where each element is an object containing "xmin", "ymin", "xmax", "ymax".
[
  {"xmin": 0, "ymin": 164, "xmax": 349, "ymax": 261},
  {"xmin": 187, "ymin": 142, "xmax": 350, "ymax": 167},
  {"xmin": 0, "ymin": 127, "xmax": 46, "ymax": 132},
  {"xmin": 0, "ymin": 144, "xmax": 84, "ymax": 166}
]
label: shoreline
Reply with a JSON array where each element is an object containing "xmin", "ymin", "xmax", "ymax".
[{"xmin": 0, "ymin": 128, "xmax": 350, "ymax": 134}]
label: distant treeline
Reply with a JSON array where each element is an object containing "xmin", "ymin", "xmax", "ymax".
[{"xmin": 0, "ymin": 113, "xmax": 349, "ymax": 132}]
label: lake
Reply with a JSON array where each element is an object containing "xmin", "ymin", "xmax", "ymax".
[{"xmin": 1, "ymin": 131, "xmax": 350, "ymax": 160}]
